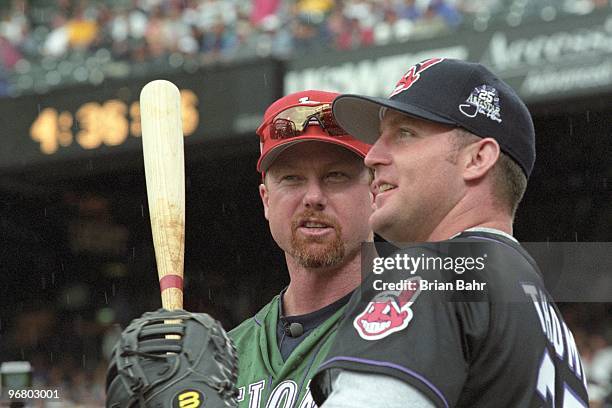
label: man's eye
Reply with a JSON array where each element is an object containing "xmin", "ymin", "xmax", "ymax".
[
  {"xmin": 281, "ymin": 175, "xmax": 300, "ymax": 182},
  {"xmin": 326, "ymin": 172, "xmax": 348, "ymax": 181},
  {"xmin": 398, "ymin": 128, "xmax": 416, "ymax": 139}
]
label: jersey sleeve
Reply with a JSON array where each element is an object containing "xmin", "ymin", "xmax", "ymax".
[
  {"xmin": 312, "ymin": 247, "xmax": 491, "ymax": 408},
  {"xmin": 320, "ymin": 370, "xmax": 435, "ymax": 408}
]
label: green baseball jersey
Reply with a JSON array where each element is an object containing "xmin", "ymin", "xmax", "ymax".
[{"xmin": 229, "ymin": 295, "xmax": 346, "ymax": 408}]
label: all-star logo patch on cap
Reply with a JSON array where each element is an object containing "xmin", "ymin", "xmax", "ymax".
[{"xmin": 331, "ymin": 58, "xmax": 536, "ymax": 178}]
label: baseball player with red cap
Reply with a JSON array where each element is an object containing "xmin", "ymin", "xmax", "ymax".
[
  {"xmin": 310, "ymin": 59, "xmax": 589, "ymax": 407},
  {"xmin": 229, "ymin": 90, "xmax": 373, "ymax": 407}
]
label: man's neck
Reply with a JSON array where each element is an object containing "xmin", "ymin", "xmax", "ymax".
[
  {"xmin": 427, "ymin": 194, "xmax": 513, "ymax": 242},
  {"xmin": 282, "ymin": 252, "xmax": 361, "ymax": 316}
]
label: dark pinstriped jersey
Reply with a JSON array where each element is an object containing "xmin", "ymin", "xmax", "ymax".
[{"xmin": 312, "ymin": 231, "xmax": 589, "ymax": 408}]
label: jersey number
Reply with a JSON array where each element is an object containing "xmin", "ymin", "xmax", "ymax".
[{"xmin": 536, "ymin": 351, "xmax": 587, "ymax": 408}]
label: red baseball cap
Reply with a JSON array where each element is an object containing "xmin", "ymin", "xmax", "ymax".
[{"xmin": 256, "ymin": 90, "xmax": 371, "ymax": 172}]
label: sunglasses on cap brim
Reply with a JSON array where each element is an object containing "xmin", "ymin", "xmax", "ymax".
[{"xmin": 269, "ymin": 104, "xmax": 348, "ymax": 139}]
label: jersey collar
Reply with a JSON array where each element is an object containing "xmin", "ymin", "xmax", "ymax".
[{"xmin": 451, "ymin": 227, "xmax": 518, "ymax": 243}]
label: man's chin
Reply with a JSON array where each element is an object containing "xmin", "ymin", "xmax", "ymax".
[
  {"xmin": 292, "ymin": 242, "xmax": 327, "ymax": 260},
  {"xmin": 297, "ymin": 257, "xmax": 339, "ymax": 269},
  {"xmin": 291, "ymin": 242, "xmax": 345, "ymax": 269},
  {"xmin": 369, "ymin": 209, "xmax": 389, "ymax": 235},
  {"xmin": 370, "ymin": 211, "xmax": 402, "ymax": 243}
]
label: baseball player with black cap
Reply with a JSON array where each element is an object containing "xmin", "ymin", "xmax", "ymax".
[
  {"xmin": 310, "ymin": 59, "xmax": 589, "ymax": 407},
  {"xmin": 229, "ymin": 90, "xmax": 373, "ymax": 407}
]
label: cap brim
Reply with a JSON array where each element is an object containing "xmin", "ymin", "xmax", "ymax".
[
  {"xmin": 332, "ymin": 94, "xmax": 457, "ymax": 143},
  {"xmin": 258, "ymin": 136, "xmax": 367, "ymax": 172}
]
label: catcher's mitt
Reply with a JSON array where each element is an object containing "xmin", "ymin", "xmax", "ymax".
[{"xmin": 106, "ymin": 308, "xmax": 238, "ymax": 407}]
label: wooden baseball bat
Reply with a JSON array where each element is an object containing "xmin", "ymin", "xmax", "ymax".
[{"xmin": 140, "ymin": 80, "xmax": 185, "ymax": 311}]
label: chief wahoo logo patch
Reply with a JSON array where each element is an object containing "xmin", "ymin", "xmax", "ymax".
[{"xmin": 354, "ymin": 277, "xmax": 421, "ymax": 340}]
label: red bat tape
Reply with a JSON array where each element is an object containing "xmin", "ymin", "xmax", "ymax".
[{"xmin": 159, "ymin": 274, "xmax": 184, "ymax": 292}]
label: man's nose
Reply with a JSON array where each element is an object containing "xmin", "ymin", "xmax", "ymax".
[
  {"xmin": 364, "ymin": 138, "xmax": 391, "ymax": 168},
  {"xmin": 302, "ymin": 180, "xmax": 327, "ymax": 210}
]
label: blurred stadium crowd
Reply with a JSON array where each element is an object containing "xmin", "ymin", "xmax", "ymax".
[
  {"xmin": 0, "ymin": 0, "xmax": 610, "ymax": 96},
  {"xmin": 1, "ymin": 0, "xmax": 611, "ymax": 407}
]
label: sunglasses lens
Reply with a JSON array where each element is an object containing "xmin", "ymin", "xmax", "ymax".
[
  {"xmin": 316, "ymin": 108, "xmax": 345, "ymax": 135},
  {"xmin": 271, "ymin": 118, "xmax": 297, "ymax": 139}
]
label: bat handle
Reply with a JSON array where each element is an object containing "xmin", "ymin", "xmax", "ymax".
[
  {"xmin": 161, "ymin": 287, "xmax": 183, "ymax": 311},
  {"xmin": 160, "ymin": 279, "xmax": 183, "ymax": 340}
]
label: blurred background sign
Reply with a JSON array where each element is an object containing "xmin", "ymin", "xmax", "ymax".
[
  {"xmin": 286, "ymin": 10, "xmax": 612, "ymax": 103},
  {"xmin": 0, "ymin": 59, "xmax": 280, "ymax": 173}
]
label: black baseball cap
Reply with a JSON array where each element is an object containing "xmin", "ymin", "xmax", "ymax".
[{"xmin": 332, "ymin": 58, "xmax": 536, "ymax": 177}]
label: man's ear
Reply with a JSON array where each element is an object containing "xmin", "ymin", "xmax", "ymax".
[
  {"xmin": 259, "ymin": 183, "xmax": 270, "ymax": 220},
  {"xmin": 461, "ymin": 138, "xmax": 500, "ymax": 181}
]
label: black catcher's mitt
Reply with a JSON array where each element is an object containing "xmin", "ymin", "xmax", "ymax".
[{"xmin": 106, "ymin": 309, "xmax": 238, "ymax": 407}]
